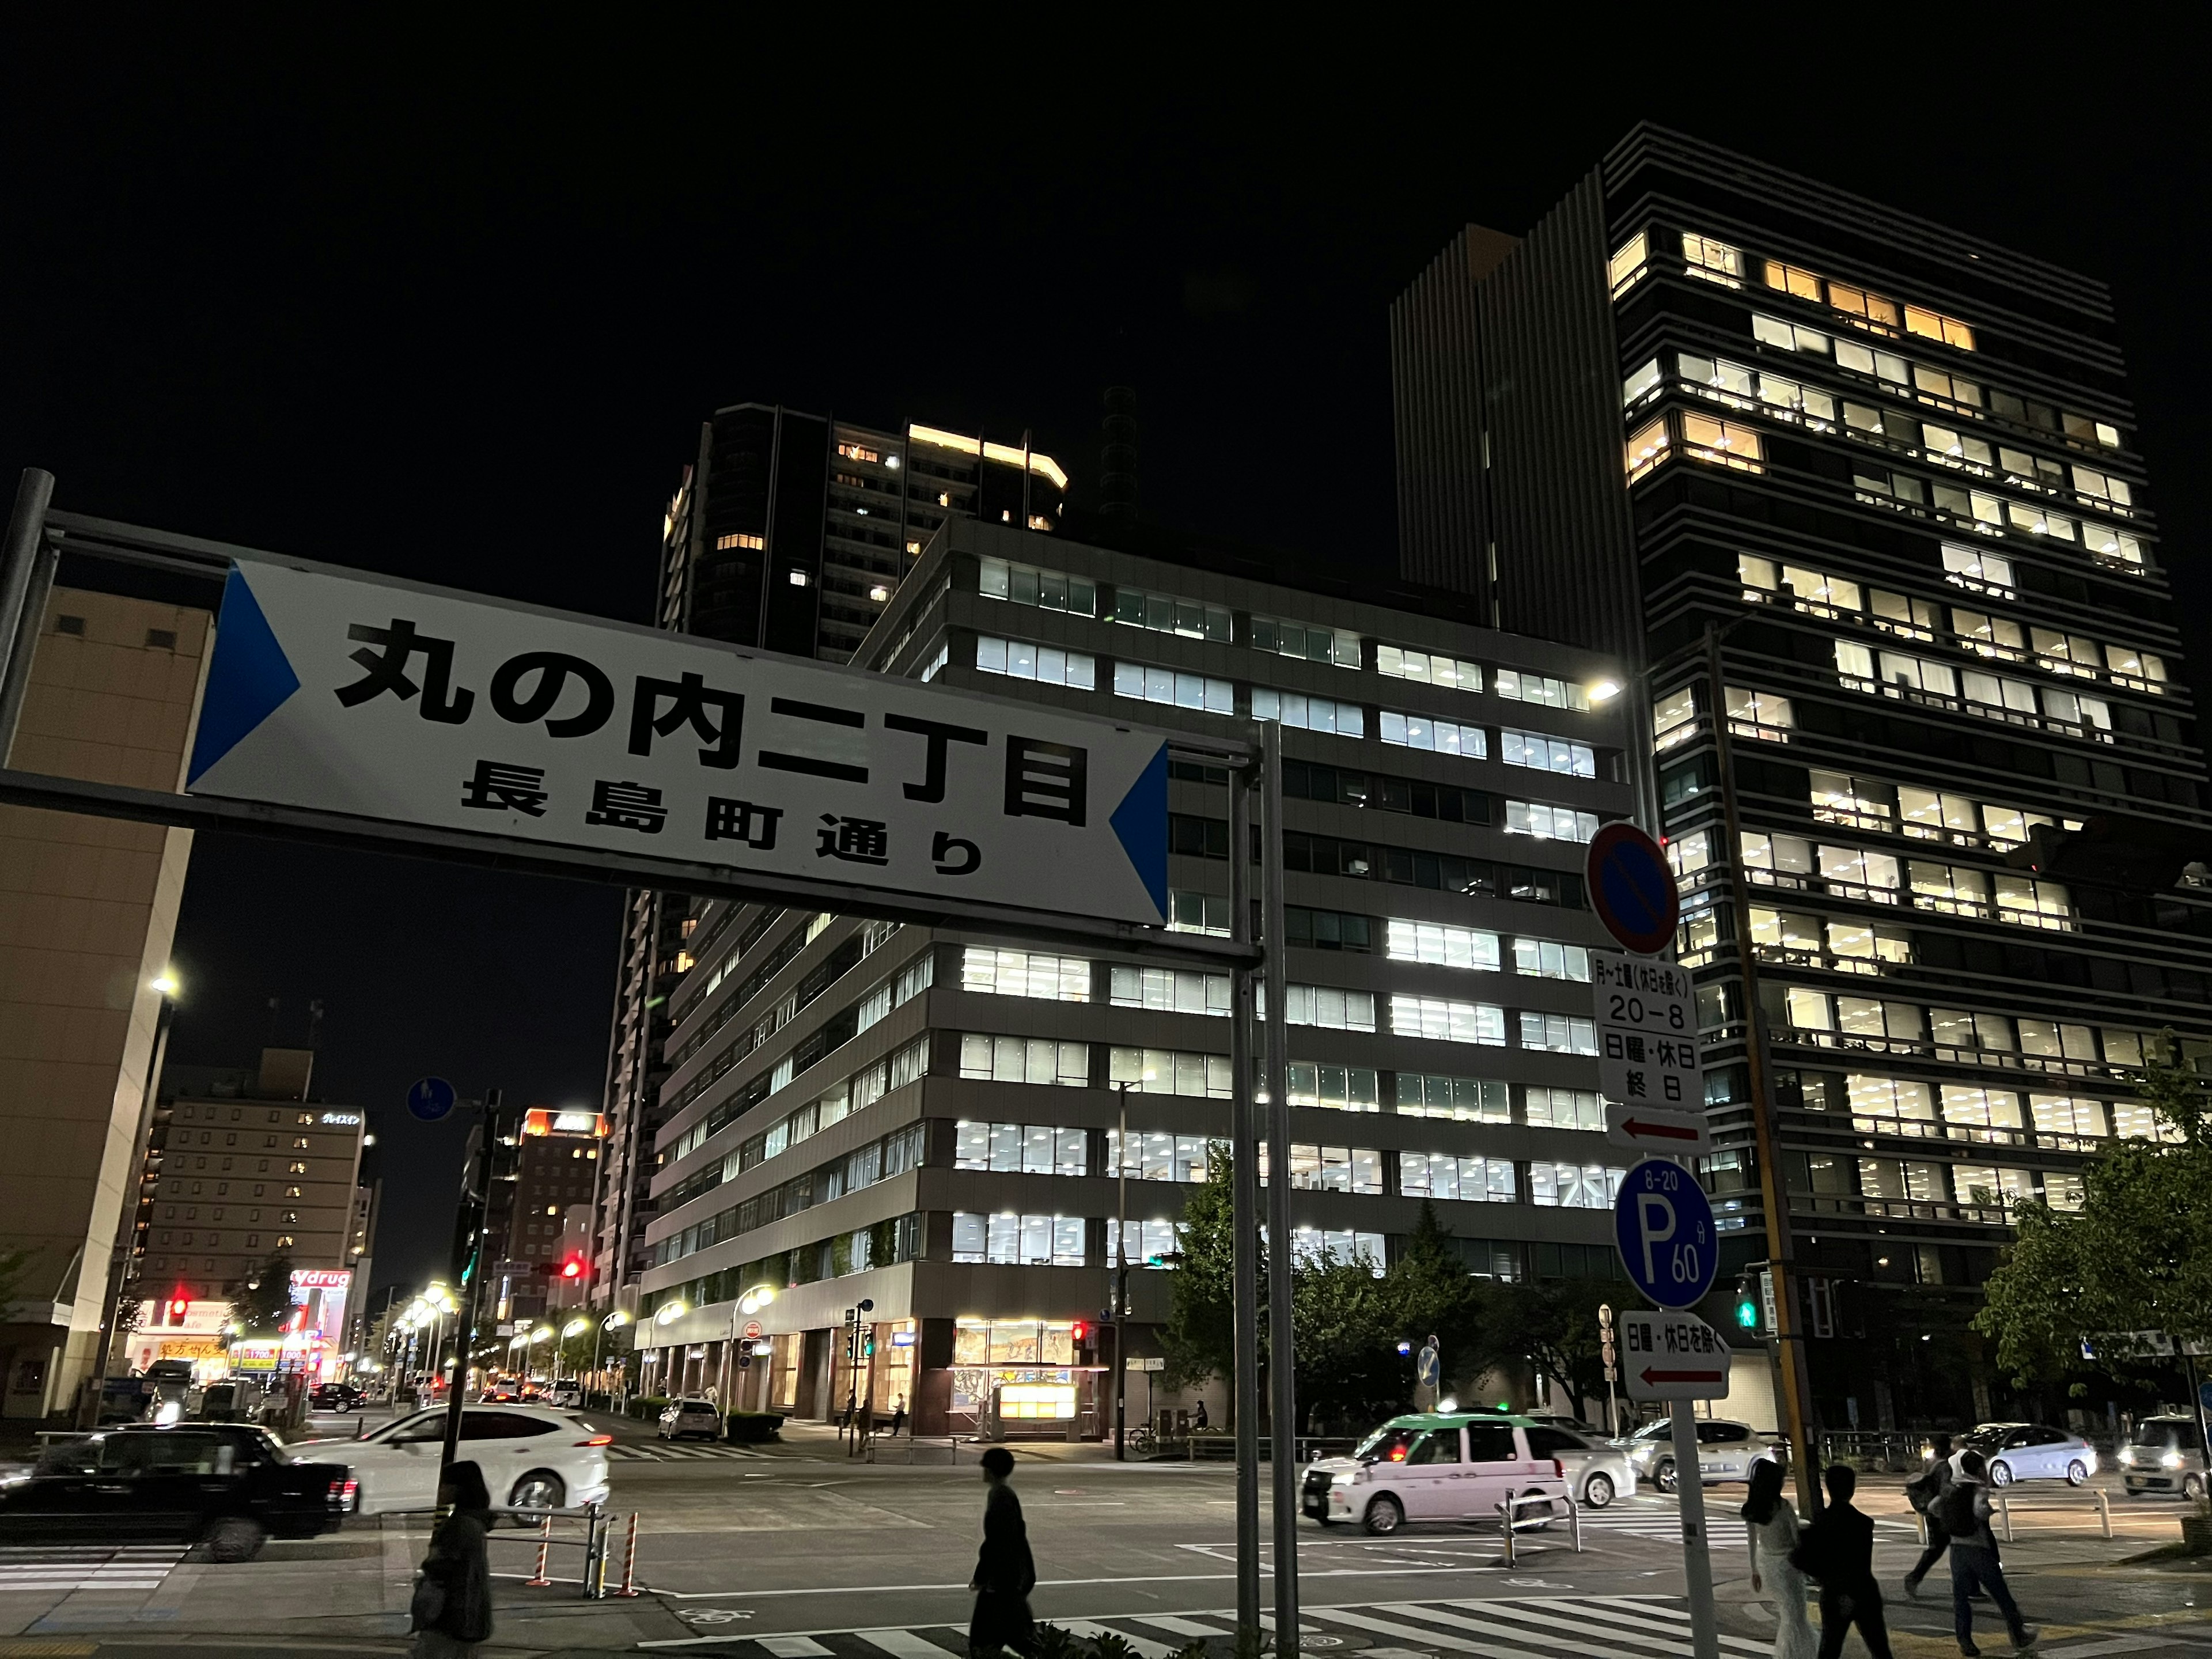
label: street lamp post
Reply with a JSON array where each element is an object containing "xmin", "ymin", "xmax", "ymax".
[
  {"xmin": 592, "ymin": 1311, "xmax": 629, "ymax": 1404},
  {"xmin": 1114, "ymin": 1080, "xmax": 1132, "ymax": 1462}
]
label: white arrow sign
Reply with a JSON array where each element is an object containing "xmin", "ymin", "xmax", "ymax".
[
  {"xmin": 1605, "ymin": 1103, "xmax": 1713, "ymax": 1156},
  {"xmin": 1619, "ymin": 1310, "xmax": 1733, "ymax": 1402}
]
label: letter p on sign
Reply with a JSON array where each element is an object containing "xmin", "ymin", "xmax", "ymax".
[{"xmin": 1638, "ymin": 1192, "xmax": 1676, "ymax": 1282}]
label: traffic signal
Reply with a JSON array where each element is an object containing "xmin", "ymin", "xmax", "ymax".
[
  {"xmin": 862, "ymin": 1329, "xmax": 876, "ymax": 1359},
  {"xmin": 168, "ymin": 1296, "xmax": 190, "ymax": 1322},
  {"xmin": 1734, "ymin": 1274, "xmax": 1760, "ymax": 1331},
  {"xmin": 560, "ymin": 1257, "xmax": 584, "ymax": 1282}
]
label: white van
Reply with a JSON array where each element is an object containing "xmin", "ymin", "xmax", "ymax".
[{"xmin": 1302, "ymin": 1413, "xmax": 1571, "ymax": 1535}]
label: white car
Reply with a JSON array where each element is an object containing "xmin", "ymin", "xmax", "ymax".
[
  {"xmin": 1620, "ymin": 1418, "xmax": 1783, "ymax": 1492},
  {"xmin": 293, "ymin": 1405, "xmax": 611, "ymax": 1516},
  {"xmin": 1525, "ymin": 1422, "xmax": 1635, "ymax": 1508},
  {"xmin": 1301, "ymin": 1414, "xmax": 1570, "ymax": 1535},
  {"xmin": 1968, "ymin": 1422, "xmax": 2098, "ymax": 1487},
  {"xmin": 659, "ymin": 1399, "xmax": 724, "ymax": 1441}
]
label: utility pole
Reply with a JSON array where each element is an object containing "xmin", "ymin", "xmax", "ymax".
[
  {"xmin": 1115, "ymin": 1081, "xmax": 1132, "ymax": 1462},
  {"xmin": 1704, "ymin": 623, "xmax": 1820, "ymax": 1514},
  {"xmin": 1260, "ymin": 719, "xmax": 1298, "ymax": 1648},
  {"xmin": 1228, "ymin": 752, "xmax": 1261, "ymax": 1634}
]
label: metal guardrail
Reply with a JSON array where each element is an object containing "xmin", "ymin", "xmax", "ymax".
[
  {"xmin": 476, "ymin": 1504, "xmax": 620, "ymax": 1599},
  {"xmin": 1499, "ymin": 1491, "xmax": 1582, "ymax": 1568},
  {"xmin": 1176, "ymin": 1434, "xmax": 1356, "ymax": 1464},
  {"xmin": 1993, "ymin": 1490, "xmax": 2112, "ymax": 1541}
]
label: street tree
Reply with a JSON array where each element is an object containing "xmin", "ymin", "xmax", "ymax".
[
  {"xmin": 227, "ymin": 1253, "xmax": 294, "ymax": 1343},
  {"xmin": 1475, "ymin": 1275, "xmax": 1617, "ymax": 1410},
  {"xmin": 1975, "ymin": 1040, "xmax": 2212, "ymax": 1388},
  {"xmin": 1159, "ymin": 1145, "xmax": 1242, "ymax": 1398}
]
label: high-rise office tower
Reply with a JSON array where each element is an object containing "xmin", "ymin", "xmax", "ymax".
[
  {"xmin": 1392, "ymin": 125, "xmax": 2211, "ymax": 1423},
  {"xmin": 589, "ymin": 407, "xmax": 1069, "ymax": 1313},
  {"xmin": 627, "ymin": 516, "xmax": 1636, "ymax": 1432}
]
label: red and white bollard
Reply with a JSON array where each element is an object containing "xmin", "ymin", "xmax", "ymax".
[
  {"xmin": 612, "ymin": 1511, "xmax": 642, "ymax": 1597},
  {"xmin": 525, "ymin": 1515, "xmax": 553, "ymax": 1588}
]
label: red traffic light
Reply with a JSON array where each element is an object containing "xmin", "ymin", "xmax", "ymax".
[
  {"xmin": 1071, "ymin": 1320, "xmax": 1088, "ymax": 1344},
  {"xmin": 168, "ymin": 1297, "xmax": 190, "ymax": 1320},
  {"xmin": 560, "ymin": 1258, "xmax": 584, "ymax": 1280}
]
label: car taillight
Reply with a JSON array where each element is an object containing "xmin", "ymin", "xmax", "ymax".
[
  {"xmin": 1553, "ymin": 1459, "xmax": 1563, "ymax": 1480},
  {"xmin": 576, "ymin": 1434, "xmax": 613, "ymax": 1447}
]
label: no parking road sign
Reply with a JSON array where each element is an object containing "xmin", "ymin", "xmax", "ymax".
[
  {"xmin": 1585, "ymin": 821, "xmax": 1679, "ymax": 956},
  {"xmin": 1613, "ymin": 1157, "xmax": 1718, "ymax": 1309}
]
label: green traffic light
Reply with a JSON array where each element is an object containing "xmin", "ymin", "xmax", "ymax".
[{"xmin": 1736, "ymin": 1298, "xmax": 1758, "ymax": 1328}]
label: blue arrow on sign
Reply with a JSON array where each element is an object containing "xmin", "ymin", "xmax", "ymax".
[
  {"xmin": 407, "ymin": 1077, "xmax": 457, "ymax": 1123},
  {"xmin": 1613, "ymin": 1157, "xmax": 1718, "ymax": 1310}
]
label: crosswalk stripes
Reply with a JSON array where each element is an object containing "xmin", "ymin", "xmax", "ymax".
[
  {"xmin": 0, "ymin": 1544, "xmax": 188, "ymax": 1593},
  {"xmin": 650, "ymin": 1595, "xmax": 1762, "ymax": 1659},
  {"xmin": 607, "ymin": 1440, "xmax": 775, "ymax": 1462}
]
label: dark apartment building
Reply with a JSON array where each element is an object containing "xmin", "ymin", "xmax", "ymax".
[
  {"xmin": 1392, "ymin": 124, "xmax": 2212, "ymax": 1426},
  {"xmin": 588, "ymin": 407, "xmax": 1069, "ymax": 1315}
]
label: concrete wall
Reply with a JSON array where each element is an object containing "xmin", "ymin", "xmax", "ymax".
[{"xmin": 0, "ymin": 588, "xmax": 210, "ymax": 1416}]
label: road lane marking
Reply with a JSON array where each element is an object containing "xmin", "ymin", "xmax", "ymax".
[{"xmin": 758, "ymin": 1638, "xmax": 834, "ymax": 1657}]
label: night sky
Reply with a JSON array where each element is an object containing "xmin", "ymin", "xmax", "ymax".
[{"xmin": 5, "ymin": 35, "xmax": 2205, "ymax": 1299}]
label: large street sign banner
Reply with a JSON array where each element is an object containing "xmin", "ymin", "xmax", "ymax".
[{"xmin": 184, "ymin": 560, "xmax": 1171, "ymax": 925}]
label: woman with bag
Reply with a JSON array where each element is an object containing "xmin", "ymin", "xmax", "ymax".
[
  {"xmin": 968, "ymin": 1446, "xmax": 1036, "ymax": 1657},
  {"xmin": 411, "ymin": 1461, "xmax": 495, "ymax": 1658},
  {"xmin": 1741, "ymin": 1460, "xmax": 1816, "ymax": 1659}
]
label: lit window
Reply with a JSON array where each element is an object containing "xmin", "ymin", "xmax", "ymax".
[
  {"xmin": 1763, "ymin": 259, "xmax": 1822, "ymax": 301},
  {"xmin": 974, "ymin": 635, "xmax": 1096, "ymax": 691},
  {"xmin": 1680, "ymin": 412, "xmax": 1762, "ymax": 472},
  {"xmin": 1504, "ymin": 800, "xmax": 1600, "ymax": 841},
  {"xmin": 1111, "ymin": 585, "xmax": 1230, "ymax": 642},
  {"xmin": 1827, "ymin": 282, "xmax": 1902, "ymax": 334},
  {"xmin": 2069, "ymin": 465, "xmax": 2132, "ymax": 509},
  {"xmin": 1376, "ymin": 644, "xmax": 1482, "ymax": 692},
  {"xmin": 1389, "ymin": 995, "xmax": 1506, "ymax": 1047},
  {"xmin": 1518, "ymin": 1012, "xmax": 1597, "ymax": 1055},
  {"xmin": 1510, "ymin": 937, "xmax": 1591, "ymax": 981},
  {"xmin": 1622, "ymin": 358, "xmax": 1661, "ymax": 407},
  {"xmin": 1251, "ymin": 615, "xmax": 1359, "ymax": 668},
  {"xmin": 1625, "ymin": 416, "xmax": 1669, "ymax": 480},
  {"xmin": 715, "ymin": 532, "xmax": 765, "ymax": 551},
  {"xmin": 1167, "ymin": 889, "xmax": 1230, "ymax": 936},
  {"xmin": 957, "ymin": 1036, "xmax": 1089, "ymax": 1088},
  {"xmin": 1281, "ymin": 984, "xmax": 1377, "ymax": 1032},
  {"xmin": 1108, "ymin": 1046, "xmax": 1233, "ymax": 1099},
  {"xmin": 1725, "ymin": 687, "xmax": 1793, "ymax": 738},
  {"xmin": 1386, "ymin": 919, "xmax": 1502, "ymax": 971},
  {"xmin": 1495, "ymin": 669, "xmax": 1589, "ymax": 711},
  {"xmin": 1834, "ymin": 338, "xmax": 1910, "ymax": 385},
  {"xmin": 1653, "ymin": 685, "xmax": 1697, "ymax": 750},
  {"xmin": 1912, "ymin": 365, "xmax": 1982, "ymax": 410},
  {"xmin": 1608, "ymin": 232, "xmax": 1649, "ymax": 297},
  {"xmin": 1904, "ymin": 305, "xmax": 1975, "ymax": 351},
  {"xmin": 2078, "ymin": 521, "xmax": 2144, "ymax": 569},
  {"xmin": 1395, "ymin": 1073, "xmax": 1509, "ymax": 1121},
  {"xmin": 836, "ymin": 442, "xmax": 880, "ymax": 463},
  {"xmin": 1525, "ymin": 1087, "xmax": 1605, "ymax": 1130},
  {"xmin": 1751, "ymin": 313, "xmax": 1830, "ymax": 355},
  {"xmin": 1112, "ymin": 662, "xmax": 1233, "ymax": 714},
  {"xmin": 1251, "ymin": 689, "xmax": 1365, "ymax": 736},
  {"xmin": 960, "ymin": 947, "xmax": 1090, "ymax": 1002},
  {"xmin": 1499, "ymin": 729, "xmax": 1595, "ymax": 777},
  {"xmin": 1380, "ymin": 709, "xmax": 1484, "ymax": 757},
  {"xmin": 1941, "ymin": 544, "xmax": 2014, "ymax": 596},
  {"xmin": 1681, "ymin": 233, "xmax": 1743, "ymax": 285},
  {"xmin": 979, "ymin": 556, "xmax": 1097, "ymax": 616},
  {"xmin": 1287, "ymin": 1063, "xmax": 1381, "ymax": 1111},
  {"xmin": 1109, "ymin": 964, "xmax": 1231, "ymax": 1017},
  {"xmin": 1399, "ymin": 1151, "xmax": 1516, "ymax": 1202},
  {"xmin": 1529, "ymin": 1162, "xmax": 1620, "ymax": 1210}
]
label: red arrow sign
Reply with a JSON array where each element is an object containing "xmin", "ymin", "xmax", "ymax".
[
  {"xmin": 1641, "ymin": 1367, "xmax": 1728, "ymax": 1387},
  {"xmin": 1622, "ymin": 1117, "xmax": 1702, "ymax": 1142}
]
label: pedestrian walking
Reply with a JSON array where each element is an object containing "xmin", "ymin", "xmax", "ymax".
[
  {"xmin": 1192, "ymin": 1399, "xmax": 1209, "ymax": 1430},
  {"xmin": 891, "ymin": 1397, "xmax": 907, "ymax": 1438},
  {"xmin": 1903, "ymin": 1434, "xmax": 1957, "ymax": 1599},
  {"xmin": 409, "ymin": 1461, "xmax": 494, "ymax": 1658},
  {"xmin": 1741, "ymin": 1460, "xmax": 1815, "ymax": 1659},
  {"xmin": 1789, "ymin": 1464, "xmax": 1895, "ymax": 1659},
  {"xmin": 856, "ymin": 1400, "xmax": 876, "ymax": 1457},
  {"xmin": 1941, "ymin": 1452, "xmax": 2036, "ymax": 1654},
  {"xmin": 968, "ymin": 1446, "xmax": 1036, "ymax": 1658}
]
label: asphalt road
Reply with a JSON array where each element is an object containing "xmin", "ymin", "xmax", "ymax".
[{"xmin": 2, "ymin": 1406, "xmax": 2207, "ymax": 1657}]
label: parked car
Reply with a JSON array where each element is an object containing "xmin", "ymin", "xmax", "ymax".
[
  {"xmin": 0, "ymin": 1423, "xmax": 353, "ymax": 1560},
  {"xmin": 191, "ymin": 1378, "xmax": 265, "ymax": 1423},
  {"xmin": 1964, "ymin": 1422, "xmax": 2098, "ymax": 1486},
  {"xmin": 660, "ymin": 1399, "xmax": 725, "ymax": 1442},
  {"xmin": 97, "ymin": 1376, "xmax": 156, "ymax": 1425},
  {"xmin": 2119, "ymin": 1415, "xmax": 2207, "ymax": 1501},
  {"xmin": 546, "ymin": 1380, "xmax": 583, "ymax": 1408},
  {"xmin": 1301, "ymin": 1412, "xmax": 1570, "ymax": 1535},
  {"xmin": 1524, "ymin": 1412, "xmax": 1604, "ymax": 1435},
  {"xmin": 1525, "ymin": 1422, "xmax": 1635, "ymax": 1508},
  {"xmin": 291, "ymin": 1405, "xmax": 611, "ymax": 1517},
  {"xmin": 1619, "ymin": 1418, "xmax": 1783, "ymax": 1492},
  {"xmin": 309, "ymin": 1381, "xmax": 365, "ymax": 1413}
]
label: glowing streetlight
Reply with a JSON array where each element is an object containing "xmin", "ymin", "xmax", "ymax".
[
  {"xmin": 562, "ymin": 1317, "xmax": 589, "ymax": 1339},
  {"xmin": 1586, "ymin": 679, "xmax": 1623, "ymax": 703},
  {"xmin": 150, "ymin": 972, "xmax": 181, "ymax": 998},
  {"xmin": 654, "ymin": 1300, "xmax": 686, "ymax": 1325}
]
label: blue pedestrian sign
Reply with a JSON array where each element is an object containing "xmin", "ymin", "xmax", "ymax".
[
  {"xmin": 407, "ymin": 1076, "xmax": 457, "ymax": 1123},
  {"xmin": 1614, "ymin": 1157, "xmax": 1718, "ymax": 1310},
  {"xmin": 1586, "ymin": 822, "xmax": 1679, "ymax": 957}
]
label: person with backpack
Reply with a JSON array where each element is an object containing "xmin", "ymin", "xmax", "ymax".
[
  {"xmin": 1903, "ymin": 1434, "xmax": 1957, "ymax": 1599},
  {"xmin": 1789, "ymin": 1464, "xmax": 1895, "ymax": 1659},
  {"xmin": 1941, "ymin": 1452, "xmax": 2036, "ymax": 1654}
]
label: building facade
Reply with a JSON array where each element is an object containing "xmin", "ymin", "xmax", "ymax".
[
  {"xmin": 630, "ymin": 516, "xmax": 1636, "ymax": 1433},
  {"xmin": 0, "ymin": 585, "xmax": 210, "ymax": 1419},
  {"xmin": 588, "ymin": 410, "xmax": 1069, "ymax": 1320},
  {"xmin": 1391, "ymin": 125, "xmax": 2212, "ymax": 1424}
]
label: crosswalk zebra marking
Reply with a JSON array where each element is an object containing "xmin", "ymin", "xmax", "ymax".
[
  {"xmin": 758, "ymin": 1638, "xmax": 834, "ymax": 1658},
  {"xmin": 853, "ymin": 1629, "xmax": 960, "ymax": 1659},
  {"xmin": 0, "ymin": 1544, "xmax": 188, "ymax": 1594},
  {"xmin": 1133, "ymin": 1613, "xmax": 1230, "ymax": 1639}
]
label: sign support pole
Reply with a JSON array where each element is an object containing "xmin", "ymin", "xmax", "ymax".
[
  {"xmin": 441, "ymin": 1089, "xmax": 504, "ymax": 1484},
  {"xmin": 1703, "ymin": 622, "xmax": 1820, "ymax": 1517},
  {"xmin": 1669, "ymin": 1400, "xmax": 1721, "ymax": 1659},
  {"xmin": 1260, "ymin": 719, "xmax": 1298, "ymax": 1647},
  {"xmin": 1229, "ymin": 758, "xmax": 1262, "ymax": 1636}
]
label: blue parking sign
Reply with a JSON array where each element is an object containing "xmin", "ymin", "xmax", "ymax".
[{"xmin": 1613, "ymin": 1158, "xmax": 1718, "ymax": 1309}]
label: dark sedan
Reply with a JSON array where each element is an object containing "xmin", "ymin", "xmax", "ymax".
[{"xmin": 0, "ymin": 1423, "xmax": 354, "ymax": 1560}]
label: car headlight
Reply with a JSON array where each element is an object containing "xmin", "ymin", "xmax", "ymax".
[
  {"xmin": 2120, "ymin": 1449, "xmax": 2136, "ymax": 1466},
  {"xmin": 2164, "ymin": 1452, "xmax": 2184, "ymax": 1469},
  {"xmin": 1332, "ymin": 1469, "xmax": 1358, "ymax": 1485}
]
